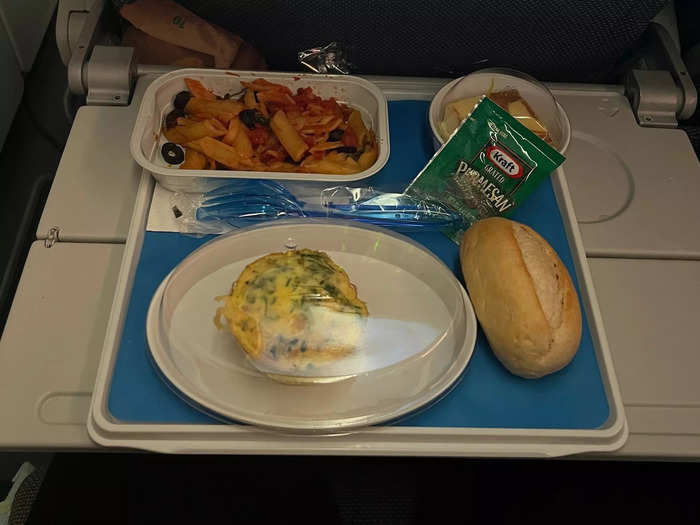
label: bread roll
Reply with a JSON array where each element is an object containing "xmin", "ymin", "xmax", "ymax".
[{"xmin": 460, "ymin": 217, "xmax": 582, "ymax": 378}]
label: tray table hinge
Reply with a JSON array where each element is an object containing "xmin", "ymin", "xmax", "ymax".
[
  {"xmin": 625, "ymin": 22, "xmax": 698, "ymax": 128},
  {"xmin": 44, "ymin": 227, "xmax": 60, "ymax": 248},
  {"xmin": 64, "ymin": 0, "xmax": 136, "ymax": 106},
  {"xmin": 85, "ymin": 45, "xmax": 136, "ymax": 106}
]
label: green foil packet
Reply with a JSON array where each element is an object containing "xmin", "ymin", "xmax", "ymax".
[{"xmin": 407, "ymin": 97, "xmax": 565, "ymax": 242}]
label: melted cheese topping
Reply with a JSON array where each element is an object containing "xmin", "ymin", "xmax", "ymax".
[{"xmin": 215, "ymin": 249, "xmax": 368, "ymax": 374}]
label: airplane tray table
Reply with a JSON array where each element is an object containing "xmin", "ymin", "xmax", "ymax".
[{"xmin": 89, "ymin": 95, "xmax": 627, "ymax": 456}]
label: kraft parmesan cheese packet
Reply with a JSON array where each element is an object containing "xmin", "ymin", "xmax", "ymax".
[{"xmin": 406, "ymin": 97, "xmax": 565, "ymax": 242}]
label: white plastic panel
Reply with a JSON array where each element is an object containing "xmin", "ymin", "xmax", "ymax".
[
  {"xmin": 553, "ymin": 88, "xmax": 700, "ymax": 258},
  {"xmin": 588, "ymin": 257, "xmax": 700, "ymax": 458},
  {"xmin": 36, "ymin": 77, "xmax": 158, "ymax": 242},
  {"xmin": 0, "ymin": 241, "xmax": 123, "ymax": 448},
  {"xmin": 587, "ymin": 257, "xmax": 700, "ymax": 406}
]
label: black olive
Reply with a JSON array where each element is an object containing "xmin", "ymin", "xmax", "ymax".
[
  {"xmin": 254, "ymin": 113, "xmax": 270, "ymax": 127},
  {"xmin": 165, "ymin": 109, "xmax": 184, "ymax": 129},
  {"xmin": 173, "ymin": 91, "xmax": 191, "ymax": 110},
  {"xmin": 161, "ymin": 142, "xmax": 184, "ymax": 164},
  {"xmin": 336, "ymin": 146, "xmax": 357, "ymax": 153},
  {"xmin": 328, "ymin": 129, "xmax": 344, "ymax": 142},
  {"xmin": 239, "ymin": 109, "xmax": 257, "ymax": 129}
]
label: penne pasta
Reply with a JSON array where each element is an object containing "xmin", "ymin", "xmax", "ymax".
[
  {"xmin": 266, "ymin": 161, "xmax": 300, "ymax": 172},
  {"xmin": 243, "ymin": 88, "xmax": 257, "ymax": 108},
  {"xmin": 185, "ymin": 78, "xmax": 216, "ymax": 100},
  {"xmin": 270, "ymin": 110, "xmax": 309, "ymax": 162},
  {"xmin": 222, "ymin": 117, "xmax": 241, "ymax": 146},
  {"xmin": 180, "ymin": 148, "xmax": 207, "ymax": 170},
  {"xmin": 257, "ymin": 91, "xmax": 296, "ymax": 107},
  {"xmin": 162, "ymin": 77, "xmax": 379, "ymax": 175},
  {"xmin": 184, "ymin": 98, "xmax": 245, "ymax": 124},
  {"xmin": 232, "ymin": 126, "xmax": 254, "ymax": 160},
  {"xmin": 301, "ymin": 151, "xmax": 360, "ymax": 174},
  {"xmin": 348, "ymin": 110, "xmax": 368, "ymax": 147},
  {"xmin": 164, "ymin": 118, "xmax": 227, "ymax": 144},
  {"xmin": 187, "ymin": 136, "xmax": 241, "ymax": 169},
  {"xmin": 309, "ymin": 141, "xmax": 343, "ymax": 153},
  {"xmin": 242, "ymin": 79, "xmax": 293, "ymax": 94},
  {"xmin": 358, "ymin": 141, "xmax": 379, "ymax": 170},
  {"xmin": 183, "ymin": 138, "xmax": 205, "ymax": 154}
]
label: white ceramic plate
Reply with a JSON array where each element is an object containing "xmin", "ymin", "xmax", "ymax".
[{"xmin": 146, "ymin": 220, "xmax": 476, "ymax": 433}]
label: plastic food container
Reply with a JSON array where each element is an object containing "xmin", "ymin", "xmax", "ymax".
[
  {"xmin": 429, "ymin": 68, "xmax": 571, "ymax": 154},
  {"xmin": 146, "ymin": 219, "xmax": 477, "ymax": 433},
  {"xmin": 131, "ymin": 69, "xmax": 390, "ymax": 193}
]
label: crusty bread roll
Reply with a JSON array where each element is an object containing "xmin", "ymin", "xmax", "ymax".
[{"xmin": 460, "ymin": 217, "xmax": 582, "ymax": 378}]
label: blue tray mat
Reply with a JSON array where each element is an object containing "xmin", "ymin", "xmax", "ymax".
[{"xmin": 108, "ymin": 100, "xmax": 609, "ymax": 429}]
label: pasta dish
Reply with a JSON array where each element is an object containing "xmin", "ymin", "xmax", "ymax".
[{"xmin": 161, "ymin": 77, "xmax": 379, "ymax": 175}]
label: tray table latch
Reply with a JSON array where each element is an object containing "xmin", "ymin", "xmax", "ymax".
[{"xmin": 44, "ymin": 227, "xmax": 60, "ymax": 248}]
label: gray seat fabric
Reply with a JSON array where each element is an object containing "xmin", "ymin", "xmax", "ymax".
[
  {"xmin": 8, "ymin": 467, "xmax": 46, "ymax": 525},
  {"xmin": 175, "ymin": 0, "xmax": 668, "ymax": 81}
]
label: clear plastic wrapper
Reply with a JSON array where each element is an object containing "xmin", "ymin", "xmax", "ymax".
[
  {"xmin": 319, "ymin": 187, "xmax": 463, "ymax": 230},
  {"xmin": 169, "ymin": 181, "xmax": 465, "ymax": 235},
  {"xmin": 154, "ymin": 220, "xmax": 474, "ymax": 415},
  {"xmin": 298, "ymin": 42, "xmax": 351, "ymax": 74},
  {"xmin": 170, "ymin": 180, "xmax": 304, "ymax": 235}
]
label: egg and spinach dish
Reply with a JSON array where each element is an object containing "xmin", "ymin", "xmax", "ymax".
[{"xmin": 215, "ymin": 249, "xmax": 368, "ymax": 375}]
